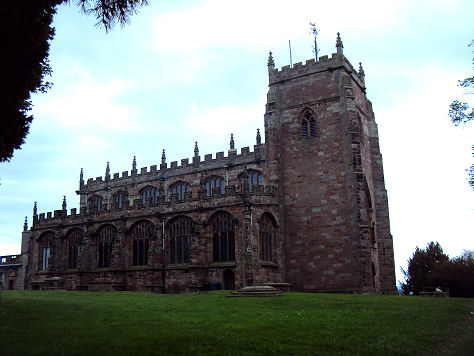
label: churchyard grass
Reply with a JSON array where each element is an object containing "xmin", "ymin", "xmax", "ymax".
[{"xmin": 0, "ymin": 290, "xmax": 473, "ymax": 355}]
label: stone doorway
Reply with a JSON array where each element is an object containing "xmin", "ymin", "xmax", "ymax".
[
  {"xmin": 9, "ymin": 279, "xmax": 14, "ymax": 290},
  {"xmin": 223, "ymin": 269, "xmax": 235, "ymax": 290}
]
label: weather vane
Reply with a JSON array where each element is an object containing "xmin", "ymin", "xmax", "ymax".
[{"xmin": 310, "ymin": 23, "xmax": 319, "ymax": 61}]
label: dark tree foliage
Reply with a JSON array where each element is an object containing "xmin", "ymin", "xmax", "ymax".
[
  {"xmin": 432, "ymin": 251, "xmax": 474, "ymax": 298},
  {"xmin": 400, "ymin": 242, "xmax": 449, "ymax": 296},
  {"xmin": 0, "ymin": 0, "xmax": 148, "ymax": 162},
  {"xmin": 0, "ymin": 0, "xmax": 60, "ymax": 162},
  {"xmin": 401, "ymin": 243, "xmax": 474, "ymax": 298}
]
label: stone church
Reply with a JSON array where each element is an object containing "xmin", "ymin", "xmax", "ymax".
[{"xmin": 8, "ymin": 34, "xmax": 396, "ymax": 294}]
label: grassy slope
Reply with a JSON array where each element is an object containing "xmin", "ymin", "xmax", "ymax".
[{"xmin": 0, "ymin": 290, "xmax": 473, "ymax": 355}]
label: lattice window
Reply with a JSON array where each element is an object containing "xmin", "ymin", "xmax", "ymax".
[
  {"xmin": 67, "ymin": 229, "xmax": 82, "ymax": 269},
  {"xmin": 212, "ymin": 212, "xmax": 235, "ymax": 262},
  {"xmin": 168, "ymin": 216, "xmax": 193, "ymax": 264},
  {"xmin": 170, "ymin": 182, "xmax": 190, "ymax": 201},
  {"xmin": 205, "ymin": 176, "xmax": 225, "ymax": 196},
  {"xmin": 259, "ymin": 214, "xmax": 275, "ymax": 262},
  {"xmin": 98, "ymin": 225, "xmax": 115, "ymax": 268},
  {"xmin": 141, "ymin": 186, "xmax": 158, "ymax": 205},
  {"xmin": 132, "ymin": 222, "xmax": 152, "ymax": 266}
]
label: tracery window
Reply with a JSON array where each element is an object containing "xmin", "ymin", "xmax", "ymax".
[
  {"xmin": 259, "ymin": 214, "xmax": 275, "ymax": 262},
  {"xmin": 239, "ymin": 170, "xmax": 264, "ymax": 192},
  {"xmin": 206, "ymin": 176, "xmax": 225, "ymax": 196},
  {"xmin": 301, "ymin": 109, "xmax": 317, "ymax": 139},
  {"xmin": 113, "ymin": 190, "xmax": 128, "ymax": 209},
  {"xmin": 141, "ymin": 186, "xmax": 158, "ymax": 205},
  {"xmin": 212, "ymin": 211, "xmax": 235, "ymax": 262},
  {"xmin": 66, "ymin": 228, "xmax": 82, "ymax": 269},
  {"xmin": 97, "ymin": 225, "xmax": 116, "ymax": 268},
  {"xmin": 168, "ymin": 216, "xmax": 193, "ymax": 264},
  {"xmin": 88, "ymin": 195, "xmax": 103, "ymax": 212},
  {"xmin": 131, "ymin": 221, "xmax": 152, "ymax": 266},
  {"xmin": 39, "ymin": 232, "xmax": 54, "ymax": 271},
  {"xmin": 171, "ymin": 182, "xmax": 190, "ymax": 201}
]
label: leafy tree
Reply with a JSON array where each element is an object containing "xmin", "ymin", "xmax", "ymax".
[
  {"xmin": 433, "ymin": 250, "xmax": 474, "ymax": 298},
  {"xmin": 400, "ymin": 242, "xmax": 449, "ymax": 295},
  {"xmin": 0, "ymin": 0, "xmax": 148, "ymax": 162},
  {"xmin": 449, "ymin": 40, "xmax": 474, "ymax": 189}
]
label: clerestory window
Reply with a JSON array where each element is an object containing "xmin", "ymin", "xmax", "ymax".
[
  {"xmin": 206, "ymin": 176, "xmax": 225, "ymax": 196},
  {"xmin": 141, "ymin": 186, "xmax": 158, "ymax": 205},
  {"xmin": 171, "ymin": 182, "xmax": 190, "ymax": 201},
  {"xmin": 113, "ymin": 190, "xmax": 128, "ymax": 209},
  {"xmin": 239, "ymin": 170, "xmax": 264, "ymax": 192}
]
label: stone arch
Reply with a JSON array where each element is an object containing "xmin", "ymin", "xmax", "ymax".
[{"xmin": 223, "ymin": 269, "xmax": 235, "ymax": 290}]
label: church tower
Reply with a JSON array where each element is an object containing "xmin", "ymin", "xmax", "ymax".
[{"xmin": 264, "ymin": 34, "xmax": 396, "ymax": 293}]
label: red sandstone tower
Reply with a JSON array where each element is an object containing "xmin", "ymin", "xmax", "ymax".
[{"xmin": 265, "ymin": 34, "xmax": 396, "ymax": 293}]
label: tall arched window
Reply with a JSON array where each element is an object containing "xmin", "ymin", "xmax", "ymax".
[
  {"xmin": 131, "ymin": 221, "xmax": 152, "ymax": 266},
  {"xmin": 97, "ymin": 225, "xmax": 116, "ymax": 268},
  {"xmin": 239, "ymin": 170, "xmax": 263, "ymax": 192},
  {"xmin": 259, "ymin": 213, "xmax": 275, "ymax": 262},
  {"xmin": 39, "ymin": 232, "xmax": 54, "ymax": 271},
  {"xmin": 141, "ymin": 186, "xmax": 158, "ymax": 205},
  {"xmin": 113, "ymin": 190, "xmax": 128, "ymax": 209},
  {"xmin": 66, "ymin": 228, "xmax": 82, "ymax": 269},
  {"xmin": 301, "ymin": 109, "xmax": 317, "ymax": 139},
  {"xmin": 170, "ymin": 182, "xmax": 190, "ymax": 201},
  {"xmin": 212, "ymin": 211, "xmax": 235, "ymax": 262},
  {"xmin": 205, "ymin": 176, "xmax": 225, "ymax": 196},
  {"xmin": 168, "ymin": 216, "xmax": 193, "ymax": 264}
]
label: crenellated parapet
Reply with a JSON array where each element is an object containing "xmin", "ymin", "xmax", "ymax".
[
  {"xmin": 32, "ymin": 182, "xmax": 278, "ymax": 229},
  {"xmin": 79, "ymin": 144, "xmax": 266, "ymax": 193},
  {"xmin": 267, "ymin": 33, "xmax": 365, "ymax": 92}
]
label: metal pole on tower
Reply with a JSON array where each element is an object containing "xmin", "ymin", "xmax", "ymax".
[
  {"xmin": 289, "ymin": 40, "xmax": 293, "ymax": 67},
  {"xmin": 310, "ymin": 23, "xmax": 319, "ymax": 61}
]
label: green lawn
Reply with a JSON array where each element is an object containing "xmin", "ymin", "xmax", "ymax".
[{"xmin": 0, "ymin": 290, "xmax": 473, "ymax": 355}]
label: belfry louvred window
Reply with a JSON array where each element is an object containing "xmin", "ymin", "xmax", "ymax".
[
  {"xmin": 132, "ymin": 222, "xmax": 152, "ymax": 266},
  {"xmin": 301, "ymin": 109, "xmax": 317, "ymax": 139}
]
